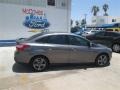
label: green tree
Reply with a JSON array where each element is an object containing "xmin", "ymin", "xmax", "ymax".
[
  {"xmin": 103, "ymin": 4, "xmax": 109, "ymax": 16},
  {"xmin": 81, "ymin": 19, "xmax": 86, "ymax": 27},
  {"xmin": 91, "ymin": 5, "xmax": 100, "ymax": 16}
]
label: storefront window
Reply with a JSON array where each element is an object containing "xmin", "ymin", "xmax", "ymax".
[{"xmin": 47, "ymin": 0, "xmax": 55, "ymax": 6}]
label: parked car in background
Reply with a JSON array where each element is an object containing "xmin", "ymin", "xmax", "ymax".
[
  {"xmin": 86, "ymin": 31, "xmax": 120, "ymax": 53},
  {"xmin": 71, "ymin": 27, "xmax": 84, "ymax": 35},
  {"xmin": 82, "ymin": 30, "xmax": 100, "ymax": 36},
  {"xmin": 15, "ymin": 33, "xmax": 112, "ymax": 71},
  {"xmin": 73, "ymin": 30, "xmax": 85, "ymax": 35}
]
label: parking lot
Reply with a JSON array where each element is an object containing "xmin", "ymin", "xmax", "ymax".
[{"xmin": 0, "ymin": 46, "xmax": 120, "ymax": 90}]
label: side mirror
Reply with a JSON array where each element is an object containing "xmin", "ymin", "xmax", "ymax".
[{"xmin": 88, "ymin": 42, "xmax": 94, "ymax": 47}]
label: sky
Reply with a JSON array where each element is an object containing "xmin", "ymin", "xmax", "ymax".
[{"xmin": 71, "ymin": 0, "xmax": 120, "ymax": 24}]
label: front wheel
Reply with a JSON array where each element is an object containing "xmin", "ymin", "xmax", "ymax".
[
  {"xmin": 31, "ymin": 56, "xmax": 49, "ymax": 72},
  {"xmin": 95, "ymin": 54, "xmax": 109, "ymax": 67},
  {"xmin": 112, "ymin": 43, "xmax": 120, "ymax": 53}
]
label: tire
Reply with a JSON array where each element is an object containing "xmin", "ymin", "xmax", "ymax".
[
  {"xmin": 112, "ymin": 43, "xmax": 120, "ymax": 53},
  {"xmin": 95, "ymin": 54, "xmax": 109, "ymax": 67},
  {"xmin": 31, "ymin": 56, "xmax": 49, "ymax": 72}
]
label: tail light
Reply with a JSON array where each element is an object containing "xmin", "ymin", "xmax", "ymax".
[{"xmin": 16, "ymin": 44, "xmax": 30, "ymax": 51}]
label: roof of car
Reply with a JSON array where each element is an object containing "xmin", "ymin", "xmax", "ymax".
[
  {"xmin": 27, "ymin": 32, "xmax": 80, "ymax": 41},
  {"xmin": 40, "ymin": 32, "xmax": 78, "ymax": 36}
]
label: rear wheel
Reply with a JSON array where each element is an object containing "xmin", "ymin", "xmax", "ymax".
[
  {"xmin": 95, "ymin": 54, "xmax": 109, "ymax": 67},
  {"xmin": 31, "ymin": 56, "xmax": 49, "ymax": 72},
  {"xmin": 112, "ymin": 43, "xmax": 120, "ymax": 53}
]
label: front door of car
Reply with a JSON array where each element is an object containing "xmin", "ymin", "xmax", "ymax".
[
  {"xmin": 47, "ymin": 44, "xmax": 70, "ymax": 63},
  {"xmin": 94, "ymin": 32, "xmax": 113, "ymax": 47},
  {"xmin": 68, "ymin": 35, "xmax": 95, "ymax": 63}
]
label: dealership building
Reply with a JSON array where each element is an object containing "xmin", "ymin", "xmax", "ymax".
[
  {"xmin": 0, "ymin": 0, "xmax": 71, "ymax": 41},
  {"xmin": 91, "ymin": 16, "xmax": 120, "ymax": 26}
]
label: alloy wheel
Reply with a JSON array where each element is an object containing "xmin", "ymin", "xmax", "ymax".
[
  {"xmin": 96, "ymin": 54, "xmax": 109, "ymax": 66},
  {"xmin": 32, "ymin": 57, "xmax": 47, "ymax": 71},
  {"xmin": 112, "ymin": 44, "xmax": 120, "ymax": 53}
]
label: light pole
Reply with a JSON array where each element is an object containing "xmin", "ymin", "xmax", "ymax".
[{"xmin": 84, "ymin": 14, "xmax": 87, "ymax": 29}]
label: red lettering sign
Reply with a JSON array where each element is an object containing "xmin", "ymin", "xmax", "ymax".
[{"xmin": 22, "ymin": 8, "xmax": 43, "ymax": 15}]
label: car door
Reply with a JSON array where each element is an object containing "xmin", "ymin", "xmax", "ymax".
[
  {"xmin": 92, "ymin": 31, "xmax": 106, "ymax": 45},
  {"xmin": 36, "ymin": 35, "xmax": 70, "ymax": 63},
  {"xmin": 102, "ymin": 32, "xmax": 114, "ymax": 47},
  {"xmin": 68, "ymin": 35, "xmax": 96, "ymax": 63},
  {"xmin": 93, "ymin": 32, "xmax": 114, "ymax": 47}
]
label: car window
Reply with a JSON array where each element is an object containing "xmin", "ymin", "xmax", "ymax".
[
  {"xmin": 105, "ymin": 32, "xmax": 120, "ymax": 37},
  {"xmin": 95, "ymin": 32, "xmax": 105, "ymax": 36},
  {"xmin": 104, "ymin": 32, "xmax": 113, "ymax": 36},
  {"xmin": 47, "ymin": 35, "xmax": 68, "ymax": 45},
  {"xmin": 104, "ymin": 32, "xmax": 112, "ymax": 36},
  {"xmin": 36, "ymin": 36, "xmax": 49, "ymax": 43},
  {"xmin": 68, "ymin": 35, "xmax": 89, "ymax": 46},
  {"xmin": 36, "ymin": 35, "xmax": 68, "ymax": 45}
]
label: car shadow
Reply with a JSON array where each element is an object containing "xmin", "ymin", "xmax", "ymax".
[
  {"xmin": 12, "ymin": 63, "xmax": 34, "ymax": 73},
  {"xmin": 12, "ymin": 62, "xmax": 109, "ymax": 73}
]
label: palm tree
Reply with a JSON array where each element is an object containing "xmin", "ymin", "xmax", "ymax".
[
  {"xmin": 103, "ymin": 4, "xmax": 109, "ymax": 16},
  {"xmin": 75, "ymin": 20, "xmax": 79, "ymax": 26},
  {"xmin": 81, "ymin": 19, "xmax": 86, "ymax": 27},
  {"xmin": 91, "ymin": 5, "xmax": 100, "ymax": 16}
]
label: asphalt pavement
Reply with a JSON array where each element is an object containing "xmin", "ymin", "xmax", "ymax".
[{"xmin": 0, "ymin": 47, "xmax": 120, "ymax": 90}]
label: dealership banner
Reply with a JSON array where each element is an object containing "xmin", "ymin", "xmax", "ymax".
[
  {"xmin": 22, "ymin": 8, "xmax": 50, "ymax": 32},
  {"xmin": 0, "ymin": 3, "xmax": 69, "ymax": 40}
]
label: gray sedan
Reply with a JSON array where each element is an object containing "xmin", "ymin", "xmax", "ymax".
[{"xmin": 14, "ymin": 33, "xmax": 112, "ymax": 71}]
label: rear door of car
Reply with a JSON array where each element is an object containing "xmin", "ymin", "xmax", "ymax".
[{"xmin": 36, "ymin": 35, "xmax": 70, "ymax": 63}]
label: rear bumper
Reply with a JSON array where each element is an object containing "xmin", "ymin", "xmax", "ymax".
[{"xmin": 14, "ymin": 50, "xmax": 32, "ymax": 64}]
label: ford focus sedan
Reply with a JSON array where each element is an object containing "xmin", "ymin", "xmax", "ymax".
[{"xmin": 14, "ymin": 33, "xmax": 112, "ymax": 71}]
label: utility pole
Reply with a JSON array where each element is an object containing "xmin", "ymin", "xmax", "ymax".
[{"xmin": 84, "ymin": 14, "xmax": 87, "ymax": 29}]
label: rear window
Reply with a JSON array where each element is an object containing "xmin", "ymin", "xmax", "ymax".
[{"xmin": 27, "ymin": 33, "xmax": 44, "ymax": 41}]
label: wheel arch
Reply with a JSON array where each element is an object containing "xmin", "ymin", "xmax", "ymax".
[
  {"xmin": 112, "ymin": 42, "xmax": 120, "ymax": 52},
  {"xmin": 29, "ymin": 54, "xmax": 50, "ymax": 65},
  {"xmin": 95, "ymin": 52, "xmax": 110, "ymax": 66},
  {"xmin": 95, "ymin": 53, "xmax": 110, "ymax": 62},
  {"xmin": 112, "ymin": 38, "xmax": 120, "ymax": 46}
]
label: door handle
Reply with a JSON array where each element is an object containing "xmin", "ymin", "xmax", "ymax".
[
  {"xmin": 48, "ymin": 48, "xmax": 52, "ymax": 51},
  {"xmin": 72, "ymin": 48, "xmax": 76, "ymax": 51}
]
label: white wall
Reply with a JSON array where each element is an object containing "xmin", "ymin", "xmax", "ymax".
[
  {"xmin": 0, "ymin": 0, "xmax": 71, "ymax": 40},
  {"xmin": 91, "ymin": 16, "xmax": 120, "ymax": 26}
]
